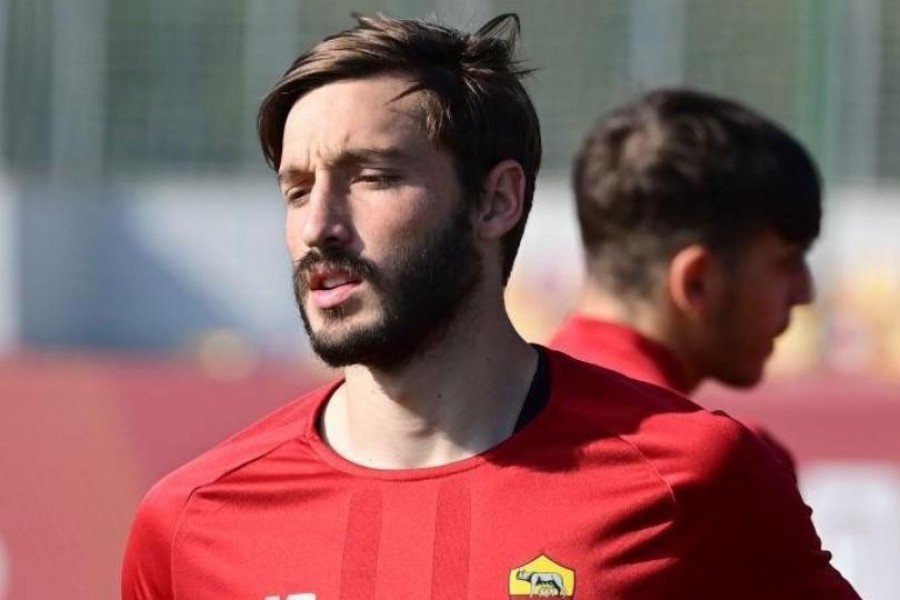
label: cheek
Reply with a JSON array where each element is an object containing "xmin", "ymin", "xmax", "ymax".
[
  {"xmin": 721, "ymin": 285, "xmax": 779, "ymax": 341},
  {"xmin": 285, "ymin": 210, "xmax": 306, "ymax": 260},
  {"xmin": 364, "ymin": 203, "xmax": 435, "ymax": 255},
  {"xmin": 764, "ymin": 275, "xmax": 795, "ymax": 311},
  {"xmin": 747, "ymin": 288, "xmax": 790, "ymax": 333},
  {"xmin": 740, "ymin": 266, "xmax": 791, "ymax": 312}
]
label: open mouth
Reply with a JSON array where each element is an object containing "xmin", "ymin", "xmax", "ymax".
[
  {"xmin": 305, "ymin": 265, "xmax": 363, "ymax": 309},
  {"xmin": 308, "ymin": 266, "xmax": 360, "ymax": 290}
]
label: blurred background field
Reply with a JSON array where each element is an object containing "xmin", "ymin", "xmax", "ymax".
[{"xmin": 1, "ymin": 0, "xmax": 899, "ymax": 598}]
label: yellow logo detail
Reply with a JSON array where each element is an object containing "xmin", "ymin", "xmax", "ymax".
[{"xmin": 508, "ymin": 554, "xmax": 575, "ymax": 598}]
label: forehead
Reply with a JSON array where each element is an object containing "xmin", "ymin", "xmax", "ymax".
[
  {"xmin": 747, "ymin": 229, "xmax": 804, "ymax": 254},
  {"xmin": 727, "ymin": 228, "xmax": 805, "ymax": 269},
  {"xmin": 281, "ymin": 76, "xmax": 431, "ymax": 169}
]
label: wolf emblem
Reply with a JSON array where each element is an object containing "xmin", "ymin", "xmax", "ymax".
[{"xmin": 515, "ymin": 569, "xmax": 567, "ymax": 596}]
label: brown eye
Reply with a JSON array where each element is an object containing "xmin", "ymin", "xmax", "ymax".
[
  {"xmin": 285, "ymin": 187, "xmax": 311, "ymax": 205},
  {"xmin": 354, "ymin": 172, "xmax": 400, "ymax": 189}
]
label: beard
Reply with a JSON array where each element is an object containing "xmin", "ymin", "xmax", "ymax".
[{"xmin": 292, "ymin": 205, "xmax": 482, "ymax": 371}]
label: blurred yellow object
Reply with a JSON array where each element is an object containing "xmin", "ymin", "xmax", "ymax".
[
  {"xmin": 184, "ymin": 328, "xmax": 260, "ymax": 382},
  {"xmin": 770, "ymin": 306, "xmax": 822, "ymax": 376}
]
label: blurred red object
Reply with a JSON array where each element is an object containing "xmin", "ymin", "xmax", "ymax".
[
  {"xmin": 698, "ymin": 372, "xmax": 900, "ymax": 464},
  {"xmin": 1, "ymin": 355, "xmax": 897, "ymax": 600},
  {"xmin": 0, "ymin": 352, "xmax": 327, "ymax": 600}
]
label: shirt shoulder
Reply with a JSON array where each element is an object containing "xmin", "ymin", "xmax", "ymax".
[
  {"xmin": 121, "ymin": 381, "xmax": 336, "ymax": 600},
  {"xmin": 546, "ymin": 347, "xmax": 747, "ymax": 479},
  {"xmin": 550, "ymin": 316, "xmax": 799, "ymax": 476},
  {"xmin": 545, "ymin": 347, "xmax": 789, "ymax": 516},
  {"xmin": 156, "ymin": 380, "xmax": 332, "ymax": 497},
  {"xmin": 545, "ymin": 350, "xmax": 858, "ymax": 597}
]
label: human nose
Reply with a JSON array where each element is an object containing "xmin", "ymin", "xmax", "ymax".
[{"xmin": 299, "ymin": 175, "xmax": 352, "ymax": 249}]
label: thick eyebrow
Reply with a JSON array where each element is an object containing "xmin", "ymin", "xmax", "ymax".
[
  {"xmin": 277, "ymin": 168, "xmax": 310, "ymax": 188},
  {"xmin": 277, "ymin": 147, "xmax": 414, "ymax": 186},
  {"xmin": 332, "ymin": 147, "xmax": 412, "ymax": 168}
]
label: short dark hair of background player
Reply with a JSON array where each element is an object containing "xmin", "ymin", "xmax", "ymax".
[{"xmin": 573, "ymin": 88, "xmax": 821, "ymax": 300}]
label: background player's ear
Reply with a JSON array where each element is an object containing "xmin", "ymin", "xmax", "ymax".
[
  {"xmin": 668, "ymin": 244, "xmax": 725, "ymax": 319},
  {"xmin": 474, "ymin": 159, "xmax": 526, "ymax": 242}
]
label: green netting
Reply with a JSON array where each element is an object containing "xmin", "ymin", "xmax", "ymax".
[{"xmin": 1, "ymin": 0, "xmax": 896, "ymax": 183}]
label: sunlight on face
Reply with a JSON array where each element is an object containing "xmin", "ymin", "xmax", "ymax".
[{"xmin": 280, "ymin": 76, "xmax": 482, "ymax": 369}]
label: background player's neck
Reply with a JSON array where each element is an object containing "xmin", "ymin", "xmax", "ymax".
[
  {"xmin": 578, "ymin": 282, "xmax": 667, "ymax": 343},
  {"xmin": 577, "ymin": 282, "xmax": 703, "ymax": 393}
]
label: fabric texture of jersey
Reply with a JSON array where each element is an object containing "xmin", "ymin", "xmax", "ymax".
[
  {"xmin": 122, "ymin": 348, "xmax": 858, "ymax": 599},
  {"xmin": 550, "ymin": 314, "xmax": 798, "ymax": 474},
  {"xmin": 550, "ymin": 316, "xmax": 692, "ymax": 394}
]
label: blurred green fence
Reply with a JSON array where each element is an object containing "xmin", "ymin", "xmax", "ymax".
[{"xmin": 2, "ymin": 0, "xmax": 898, "ymax": 185}]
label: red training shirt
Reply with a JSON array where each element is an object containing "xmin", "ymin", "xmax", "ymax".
[
  {"xmin": 122, "ymin": 348, "xmax": 857, "ymax": 599},
  {"xmin": 550, "ymin": 315, "xmax": 798, "ymax": 474}
]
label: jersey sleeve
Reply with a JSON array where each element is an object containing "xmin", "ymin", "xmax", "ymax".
[
  {"xmin": 704, "ymin": 419, "xmax": 860, "ymax": 599},
  {"xmin": 121, "ymin": 481, "xmax": 184, "ymax": 600}
]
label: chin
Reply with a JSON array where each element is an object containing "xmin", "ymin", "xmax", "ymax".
[
  {"xmin": 710, "ymin": 354, "xmax": 768, "ymax": 389},
  {"xmin": 306, "ymin": 300, "xmax": 373, "ymax": 332},
  {"xmin": 716, "ymin": 361, "xmax": 767, "ymax": 389}
]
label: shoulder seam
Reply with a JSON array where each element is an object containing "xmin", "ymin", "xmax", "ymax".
[
  {"xmin": 167, "ymin": 436, "xmax": 304, "ymax": 597},
  {"xmin": 547, "ymin": 348, "xmax": 682, "ymax": 519},
  {"xmin": 612, "ymin": 428, "xmax": 679, "ymax": 520}
]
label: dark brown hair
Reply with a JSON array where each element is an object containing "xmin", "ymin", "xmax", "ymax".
[
  {"xmin": 574, "ymin": 88, "xmax": 821, "ymax": 296},
  {"xmin": 258, "ymin": 13, "xmax": 541, "ymax": 283}
]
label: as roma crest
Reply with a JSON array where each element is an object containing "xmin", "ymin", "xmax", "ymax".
[{"xmin": 508, "ymin": 554, "xmax": 575, "ymax": 598}]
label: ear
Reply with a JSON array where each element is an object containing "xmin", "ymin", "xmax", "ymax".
[
  {"xmin": 667, "ymin": 244, "xmax": 727, "ymax": 319},
  {"xmin": 473, "ymin": 159, "xmax": 526, "ymax": 242}
]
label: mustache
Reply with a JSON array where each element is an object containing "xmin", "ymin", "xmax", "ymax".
[{"xmin": 292, "ymin": 247, "xmax": 378, "ymax": 288}]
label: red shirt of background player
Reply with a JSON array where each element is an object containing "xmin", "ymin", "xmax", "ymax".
[{"xmin": 551, "ymin": 315, "xmax": 798, "ymax": 475}]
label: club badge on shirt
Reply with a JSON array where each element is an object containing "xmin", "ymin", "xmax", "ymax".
[{"xmin": 508, "ymin": 554, "xmax": 576, "ymax": 598}]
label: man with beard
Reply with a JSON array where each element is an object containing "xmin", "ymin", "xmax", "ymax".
[
  {"xmin": 122, "ymin": 15, "xmax": 858, "ymax": 600},
  {"xmin": 550, "ymin": 89, "xmax": 821, "ymax": 474}
]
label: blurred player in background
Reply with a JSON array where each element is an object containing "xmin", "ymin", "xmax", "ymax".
[
  {"xmin": 551, "ymin": 88, "xmax": 820, "ymax": 472},
  {"xmin": 122, "ymin": 17, "xmax": 857, "ymax": 600}
]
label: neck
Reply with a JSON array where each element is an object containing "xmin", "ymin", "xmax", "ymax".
[
  {"xmin": 321, "ymin": 291, "xmax": 538, "ymax": 469},
  {"xmin": 577, "ymin": 282, "xmax": 702, "ymax": 393}
]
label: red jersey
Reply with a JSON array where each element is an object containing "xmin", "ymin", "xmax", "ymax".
[
  {"xmin": 550, "ymin": 316, "xmax": 691, "ymax": 394},
  {"xmin": 550, "ymin": 315, "xmax": 798, "ymax": 473},
  {"xmin": 122, "ymin": 349, "xmax": 857, "ymax": 599}
]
